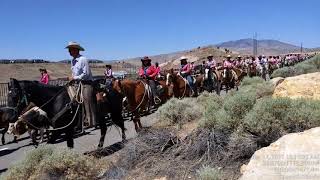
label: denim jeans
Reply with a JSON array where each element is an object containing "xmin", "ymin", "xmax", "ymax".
[{"xmin": 186, "ymin": 75, "xmax": 195, "ymax": 90}]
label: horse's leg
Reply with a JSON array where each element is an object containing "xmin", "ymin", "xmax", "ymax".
[
  {"xmin": 31, "ymin": 130, "xmax": 39, "ymax": 147},
  {"xmin": 132, "ymin": 111, "xmax": 142, "ymax": 132},
  {"xmin": 1, "ymin": 131, "xmax": 5, "ymax": 145},
  {"xmin": 65, "ymin": 128, "xmax": 74, "ymax": 148},
  {"xmin": 98, "ymin": 117, "xmax": 106, "ymax": 148},
  {"xmin": 39, "ymin": 129, "xmax": 44, "ymax": 143},
  {"xmin": 13, "ymin": 136, "xmax": 17, "ymax": 143},
  {"xmin": 133, "ymin": 117, "xmax": 139, "ymax": 132},
  {"xmin": 112, "ymin": 111, "xmax": 126, "ymax": 142},
  {"xmin": 96, "ymin": 102, "xmax": 106, "ymax": 148}
]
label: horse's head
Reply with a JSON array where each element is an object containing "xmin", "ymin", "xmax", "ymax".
[
  {"xmin": 7, "ymin": 118, "xmax": 29, "ymax": 137},
  {"xmin": 112, "ymin": 79, "xmax": 123, "ymax": 94},
  {"xmin": 8, "ymin": 78, "xmax": 29, "ymax": 112}
]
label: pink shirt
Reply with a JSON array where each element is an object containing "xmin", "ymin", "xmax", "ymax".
[
  {"xmin": 138, "ymin": 65, "xmax": 157, "ymax": 80},
  {"xmin": 40, "ymin": 74, "xmax": 49, "ymax": 84},
  {"xmin": 181, "ymin": 63, "xmax": 192, "ymax": 74},
  {"xmin": 206, "ymin": 60, "xmax": 216, "ymax": 68},
  {"xmin": 223, "ymin": 61, "xmax": 233, "ymax": 68}
]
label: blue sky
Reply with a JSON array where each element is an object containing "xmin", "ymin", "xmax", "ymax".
[{"xmin": 0, "ymin": 0, "xmax": 319, "ymax": 60}]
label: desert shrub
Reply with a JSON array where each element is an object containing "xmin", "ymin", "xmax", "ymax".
[
  {"xmin": 196, "ymin": 92, "xmax": 223, "ymax": 109},
  {"xmin": 156, "ymin": 98, "xmax": 203, "ymax": 127},
  {"xmin": 294, "ymin": 63, "xmax": 317, "ymax": 75},
  {"xmin": 201, "ymin": 109, "xmax": 230, "ymax": 130},
  {"xmin": 243, "ymin": 98, "xmax": 293, "ymax": 145},
  {"xmin": 3, "ymin": 146, "xmax": 54, "ymax": 180},
  {"xmin": 223, "ymin": 92, "xmax": 256, "ymax": 120},
  {"xmin": 3, "ymin": 145, "xmax": 105, "ymax": 180},
  {"xmin": 307, "ymin": 55, "xmax": 320, "ymax": 69},
  {"xmin": 283, "ymin": 99, "xmax": 320, "ymax": 132},
  {"xmin": 201, "ymin": 92, "xmax": 255, "ymax": 131},
  {"xmin": 271, "ymin": 67, "xmax": 295, "ymax": 78},
  {"xmin": 226, "ymin": 129, "xmax": 259, "ymax": 161},
  {"xmin": 197, "ymin": 165, "xmax": 221, "ymax": 180},
  {"xmin": 240, "ymin": 77, "xmax": 265, "ymax": 87}
]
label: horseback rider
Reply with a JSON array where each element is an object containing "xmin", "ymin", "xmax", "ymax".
[
  {"xmin": 104, "ymin": 64, "xmax": 113, "ymax": 90},
  {"xmin": 138, "ymin": 56, "xmax": 160, "ymax": 104},
  {"xmin": 206, "ymin": 54, "xmax": 216, "ymax": 70},
  {"xmin": 223, "ymin": 55, "xmax": 234, "ymax": 78},
  {"xmin": 257, "ymin": 55, "xmax": 268, "ymax": 78},
  {"xmin": 180, "ymin": 56, "xmax": 196, "ymax": 96},
  {"xmin": 235, "ymin": 55, "xmax": 242, "ymax": 68},
  {"xmin": 66, "ymin": 41, "xmax": 97, "ymax": 128}
]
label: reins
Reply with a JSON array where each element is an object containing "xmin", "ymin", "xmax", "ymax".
[
  {"xmin": 176, "ymin": 73, "xmax": 187, "ymax": 99},
  {"xmin": 17, "ymin": 81, "xmax": 84, "ymax": 131}
]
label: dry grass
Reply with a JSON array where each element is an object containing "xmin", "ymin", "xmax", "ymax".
[{"xmin": 2, "ymin": 145, "xmax": 108, "ymax": 180}]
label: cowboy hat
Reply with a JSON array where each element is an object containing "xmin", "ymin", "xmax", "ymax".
[
  {"xmin": 141, "ymin": 56, "xmax": 151, "ymax": 61},
  {"xmin": 226, "ymin": 55, "xmax": 232, "ymax": 58},
  {"xmin": 179, "ymin": 56, "xmax": 188, "ymax": 61},
  {"xmin": 105, "ymin": 64, "xmax": 112, "ymax": 68},
  {"xmin": 207, "ymin": 54, "xmax": 214, "ymax": 58},
  {"xmin": 237, "ymin": 55, "xmax": 242, "ymax": 58},
  {"xmin": 65, "ymin": 41, "xmax": 85, "ymax": 51}
]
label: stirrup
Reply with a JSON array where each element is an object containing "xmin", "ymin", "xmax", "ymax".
[{"xmin": 154, "ymin": 96, "xmax": 161, "ymax": 105}]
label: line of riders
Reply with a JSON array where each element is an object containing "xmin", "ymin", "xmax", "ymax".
[
  {"xmin": 1, "ymin": 42, "xmax": 314, "ymax": 149},
  {"xmin": 137, "ymin": 53, "xmax": 311, "ymax": 103}
]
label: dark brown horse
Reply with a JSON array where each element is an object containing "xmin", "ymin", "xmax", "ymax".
[
  {"xmin": 0, "ymin": 107, "xmax": 18, "ymax": 145},
  {"xmin": 201, "ymin": 68, "xmax": 221, "ymax": 95},
  {"xmin": 219, "ymin": 67, "xmax": 238, "ymax": 93},
  {"xmin": 247, "ymin": 63, "xmax": 257, "ymax": 77}
]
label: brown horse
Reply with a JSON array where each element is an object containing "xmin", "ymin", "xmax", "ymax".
[
  {"xmin": 113, "ymin": 79, "xmax": 156, "ymax": 131},
  {"xmin": 165, "ymin": 69, "xmax": 195, "ymax": 98},
  {"xmin": 247, "ymin": 63, "xmax": 257, "ymax": 77},
  {"xmin": 219, "ymin": 67, "xmax": 238, "ymax": 93}
]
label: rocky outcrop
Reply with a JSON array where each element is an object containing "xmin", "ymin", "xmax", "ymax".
[
  {"xmin": 240, "ymin": 127, "xmax": 320, "ymax": 180},
  {"xmin": 270, "ymin": 77, "xmax": 285, "ymax": 87},
  {"xmin": 273, "ymin": 72, "xmax": 320, "ymax": 100}
]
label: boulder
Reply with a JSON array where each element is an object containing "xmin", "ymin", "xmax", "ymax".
[
  {"xmin": 273, "ymin": 72, "xmax": 320, "ymax": 100},
  {"xmin": 270, "ymin": 77, "xmax": 285, "ymax": 87},
  {"xmin": 240, "ymin": 127, "xmax": 320, "ymax": 180}
]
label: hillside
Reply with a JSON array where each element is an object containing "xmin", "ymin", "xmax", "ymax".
[
  {"xmin": 159, "ymin": 46, "xmax": 238, "ymax": 69},
  {"xmin": 216, "ymin": 38, "xmax": 302, "ymax": 55}
]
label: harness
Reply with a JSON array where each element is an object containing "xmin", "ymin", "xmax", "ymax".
[
  {"xmin": 176, "ymin": 73, "xmax": 188, "ymax": 99},
  {"xmin": 16, "ymin": 82, "xmax": 84, "ymax": 131}
]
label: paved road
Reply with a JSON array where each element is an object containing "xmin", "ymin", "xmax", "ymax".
[{"xmin": 0, "ymin": 114, "xmax": 158, "ymax": 175}]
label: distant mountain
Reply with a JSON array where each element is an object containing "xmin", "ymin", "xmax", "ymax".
[{"xmin": 216, "ymin": 38, "xmax": 302, "ymax": 55}]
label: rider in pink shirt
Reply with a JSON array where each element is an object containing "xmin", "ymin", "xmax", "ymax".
[
  {"xmin": 39, "ymin": 68, "xmax": 49, "ymax": 84},
  {"xmin": 206, "ymin": 54, "xmax": 216, "ymax": 69},
  {"xmin": 223, "ymin": 55, "xmax": 234, "ymax": 68}
]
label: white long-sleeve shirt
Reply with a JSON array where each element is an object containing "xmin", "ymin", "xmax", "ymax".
[{"xmin": 71, "ymin": 55, "xmax": 93, "ymax": 80}]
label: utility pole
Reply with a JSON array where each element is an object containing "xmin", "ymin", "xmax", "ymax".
[
  {"xmin": 300, "ymin": 42, "xmax": 303, "ymax": 53},
  {"xmin": 253, "ymin": 32, "xmax": 258, "ymax": 57}
]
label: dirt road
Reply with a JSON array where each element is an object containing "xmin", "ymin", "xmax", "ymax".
[{"xmin": 0, "ymin": 114, "xmax": 158, "ymax": 175}]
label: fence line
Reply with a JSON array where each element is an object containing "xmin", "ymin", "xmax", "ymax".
[
  {"xmin": 0, "ymin": 83, "xmax": 9, "ymax": 107},
  {"xmin": 0, "ymin": 74, "xmax": 138, "ymax": 107}
]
